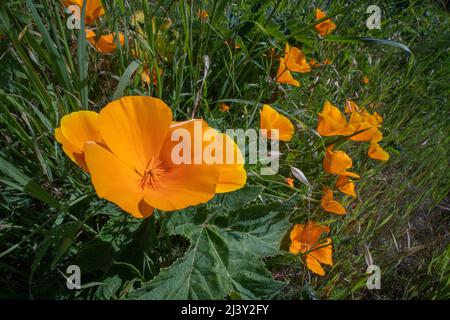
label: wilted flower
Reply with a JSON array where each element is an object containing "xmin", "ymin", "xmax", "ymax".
[{"xmin": 290, "ymin": 221, "xmax": 333, "ymax": 276}]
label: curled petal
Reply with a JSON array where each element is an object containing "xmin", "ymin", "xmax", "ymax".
[
  {"xmin": 55, "ymin": 110, "xmax": 101, "ymax": 171},
  {"xmin": 260, "ymin": 104, "xmax": 295, "ymax": 141}
]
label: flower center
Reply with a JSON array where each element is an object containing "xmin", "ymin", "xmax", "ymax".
[{"xmin": 139, "ymin": 158, "xmax": 166, "ymax": 190}]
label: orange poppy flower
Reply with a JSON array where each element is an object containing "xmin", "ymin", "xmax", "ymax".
[
  {"xmin": 197, "ymin": 10, "xmax": 209, "ymax": 21},
  {"xmin": 276, "ymin": 58, "xmax": 300, "ymax": 87},
  {"xmin": 323, "ymin": 145, "xmax": 360, "ymax": 178},
  {"xmin": 309, "ymin": 58, "xmax": 319, "ymax": 68},
  {"xmin": 362, "ymin": 76, "xmax": 370, "ymax": 84},
  {"xmin": 55, "ymin": 96, "xmax": 246, "ymax": 218},
  {"xmin": 321, "ymin": 187, "xmax": 346, "ymax": 214},
  {"xmin": 284, "ymin": 43, "xmax": 311, "ymax": 73},
  {"xmin": 368, "ymin": 142, "xmax": 389, "ymax": 161},
  {"xmin": 62, "ymin": 0, "xmax": 105, "ymax": 25},
  {"xmin": 336, "ymin": 175, "xmax": 356, "ymax": 198},
  {"xmin": 323, "ymin": 58, "xmax": 333, "ymax": 65},
  {"xmin": 317, "ymin": 101, "xmax": 355, "ymax": 136},
  {"xmin": 348, "ymin": 108, "xmax": 383, "ymax": 142},
  {"xmin": 219, "ymin": 103, "xmax": 230, "ymax": 112},
  {"xmin": 314, "ymin": 8, "xmax": 336, "ymax": 37},
  {"xmin": 285, "ymin": 178, "xmax": 294, "ymax": 188},
  {"xmin": 86, "ymin": 29, "xmax": 125, "ymax": 54},
  {"xmin": 290, "ymin": 221, "xmax": 333, "ymax": 276},
  {"xmin": 260, "ymin": 104, "xmax": 295, "ymax": 142}
]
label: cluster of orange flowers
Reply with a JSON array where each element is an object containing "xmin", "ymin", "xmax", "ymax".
[
  {"xmin": 275, "ymin": 9, "xmax": 336, "ymax": 87},
  {"xmin": 289, "ymin": 100, "xmax": 390, "ymax": 276},
  {"xmin": 277, "ymin": 9, "xmax": 389, "ymax": 276}
]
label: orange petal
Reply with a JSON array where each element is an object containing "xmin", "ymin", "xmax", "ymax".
[
  {"xmin": 98, "ymin": 96, "xmax": 173, "ymax": 174},
  {"xmin": 321, "ymin": 188, "xmax": 346, "ymax": 214},
  {"xmin": 215, "ymin": 133, "xmax": 247, "ymax": 193},
  {"xmin": 323, "ymin": 145, "xmax": 360, "ymax": 178},
  {"xmin": 314, "ymin": 8, "xmax": 336, "ymax": 37},
  {"xmin": 317, "ymin": 101, "xmax": 354, "ymax": 136},
  {"xmin": 336, "ymin": 175, "xmax": 357, "ymax": 198},
  {"xmin": 284, "ymin": 43, "xmax": 311, "ymax": 73},
  {"xmin": 276, "ymin": 58, "xmax": 300, "ymax": 87},
  {"xmin": 56, "ymin": 111, "xmax": 101, "ymax": 171},
  {"xmin": 368, "ymin": 142, "xmax": 390, "ymax": 161},
  {"xmin": 350, "ymin": 127, "xmax": 383, "ymax": 143},
  {"xmin": 161, "ymin": 120, "xmax": 246, "ymax": 194},
  {"xmin": 260, "ymin": 104, "xmax": 295, "ymax": 141},
  {"xmin": 301, "ymin": 221, "xmax": 330, "ymax": 245},
  {"xmin": 306, "ymin": 254, "xmax": 326, "ymax": 276},
  {"xmin": 345, "ymin": 100, "xmax": 360, "ymax": 114},
  {"xmin": 289, "ymin": 240, "xmax": 303, "ymax": 255},
  {"xmin": 290, "ymin": 224, "xmax": 305, "ymax": 242},
  {"xmin": 86, "ymin": 29, "xmax": 125, "ymax": 54},
  {"xmin": 310, "ymin": 238, "xmax": 333, "ymax": 266},
  {"xmin": 84, "ymin": 142, "xmax": 153, "ymax": 218},
  {"xmin": 143, "ymin": 162, "xmax": 220, "ymax": 211}
]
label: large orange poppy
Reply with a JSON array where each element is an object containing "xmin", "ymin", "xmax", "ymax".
[
  {"xmin": 55, "ymin": 96, "xmax": 247, "ymax": 218},
  {"xmin": 290, "ymin": 221, "xmax": 333, "ymax": 276}
]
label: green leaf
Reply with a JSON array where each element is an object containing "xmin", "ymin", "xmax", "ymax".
[
  {"xmin": 128, "ymin": 186, "xmax": 292, "ymax": 299},
  {"xmin": 112, "ymin": 60, "xmax": 141, "ymax": 100}
]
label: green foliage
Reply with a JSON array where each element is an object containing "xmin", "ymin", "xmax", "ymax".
[{"xmin": 129, "ymin": 186, "xmax": 291, "ymax": 299}]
